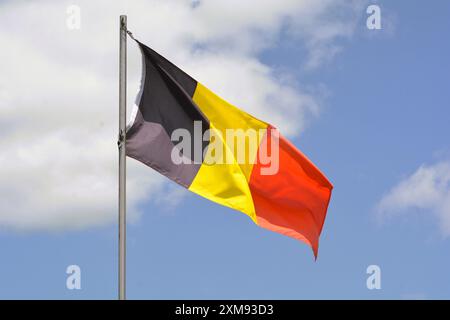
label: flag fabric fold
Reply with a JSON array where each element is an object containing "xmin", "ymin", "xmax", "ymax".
[{"xmin": 126, "ymin": 40, "xmax": 333, "ymax": 258}]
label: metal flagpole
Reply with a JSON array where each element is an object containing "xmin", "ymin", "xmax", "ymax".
[{"xmin": 118, "ymin": 14, "xmax": 127, "ymax": 300}]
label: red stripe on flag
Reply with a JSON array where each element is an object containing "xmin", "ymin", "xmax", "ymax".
[{"xmin": 249, "ymin": 126, "xmax": 333, "ymax": 258}]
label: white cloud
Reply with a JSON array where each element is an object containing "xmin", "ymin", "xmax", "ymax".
[
  {"xmin": 0, "ymin": 0, "xmax": 361, "ymax": 231},
  {"xmin": 377, "ymin": 161, "xmax": 450, "ymax": 236}
]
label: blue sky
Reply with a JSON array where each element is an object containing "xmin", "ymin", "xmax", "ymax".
[{"xmin": 0, "ymin": 1, "xmax": 449, "ymax": 299}]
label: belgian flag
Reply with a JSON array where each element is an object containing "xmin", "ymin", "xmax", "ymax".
[{"xmin": 126, "ymin": 40, "xmax": 333, "ymax": 258}]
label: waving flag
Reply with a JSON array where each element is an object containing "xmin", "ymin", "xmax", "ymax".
[{"xmin": 126, "ymin": 40, "xmax": 333, "ymax": 258}]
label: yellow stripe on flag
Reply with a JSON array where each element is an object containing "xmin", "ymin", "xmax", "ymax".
[
  {"xmin": 188, "ymin": 83, "xmax": 269, "ymax": 223},
  {"xmin": 188, "ymin": 124, "xmax": 257, "ymax": 222}
]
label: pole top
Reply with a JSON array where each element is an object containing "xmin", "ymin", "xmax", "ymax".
[{"xmin": 120, "ymin": 15, "xmax": 127, "ymax": 28}]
